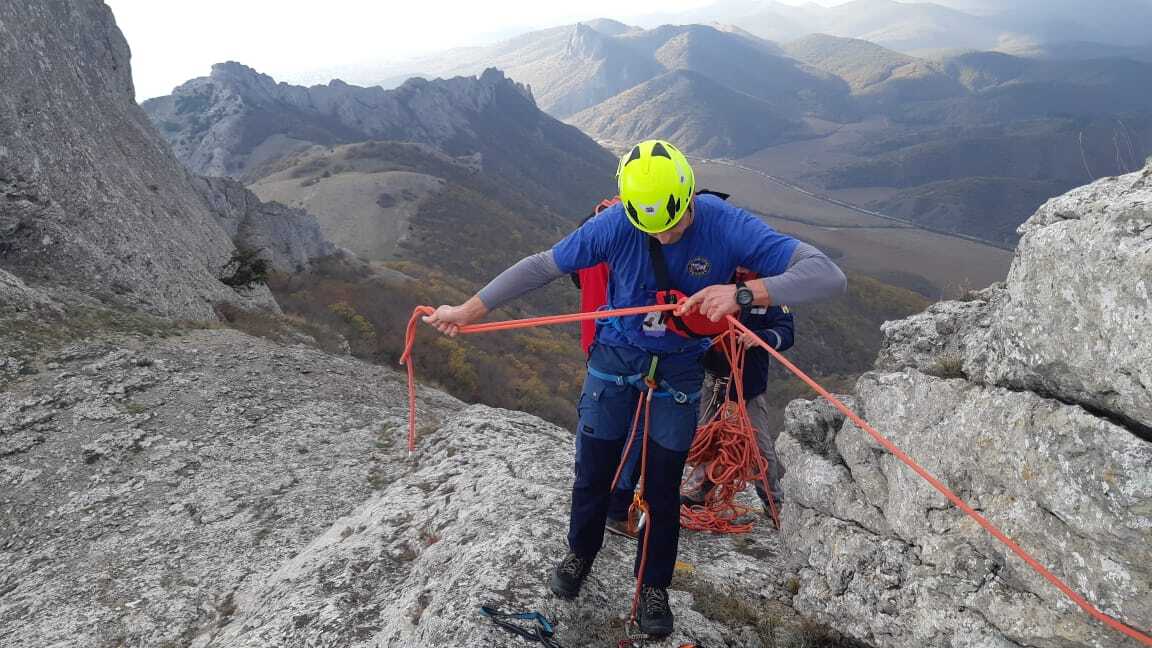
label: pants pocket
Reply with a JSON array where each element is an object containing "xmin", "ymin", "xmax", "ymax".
[{"xmin": 577, "ymin": 373, "xmax": 637, "ymax": 442}]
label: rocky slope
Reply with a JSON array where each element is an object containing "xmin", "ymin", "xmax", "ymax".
[
  {"xmin": 1, "ymin": 326, "xmax": 813, "ymax": 648},
  {"xmin": 778, "ymin": 164, "xmax": 1152, "ymax": 647}
]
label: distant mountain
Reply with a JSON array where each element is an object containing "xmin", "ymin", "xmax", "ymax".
[
  {"xmin": 367, "ymin": 22, "xmax": 847, "ymax": 120},
  {"xmin": 142, "ymin": 64, "xmax": 615, "ymax": 219},
  {"xmin": 637, "ymin": 25, "xmax": 850, "ymax": 117},
  {"xmin": 144, "ymin": 64, "xmax": 619, "ymax": 302},
  {"xmin": 782, "ymin": 34, "xmax": 963, "ymax": 104},
  {"xmin": 1002, "ymin": 41, "xmax": 1152, "ymax": 64},
  {"xmin": 568, "ymin": 70, "xmax": 809, "ymax": 157},
  {"xmin": 932, "ymin": 0, "xmax": 1152, "ymax": 46},
  {"xmin": 866, "ymin": 176, "xmax": 1070, "ymax": 245},
  {"xmin": 365, "ymin": 22, "xmax": 659, "ymax": 118},
  {"xmin": 785, "ymin": 35, "xmax": 1152, "ymax": 123},
  {"xmin": 655, "ymin": 0, "xmax": 1152, "ymax": 53}
]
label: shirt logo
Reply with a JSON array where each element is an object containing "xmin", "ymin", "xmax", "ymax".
[{"xmin": 686, "ymin": 257, "xmax": 711, "ymax": 277}]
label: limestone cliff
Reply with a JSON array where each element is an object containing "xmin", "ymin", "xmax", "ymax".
[{"xmin": 780, "ymin": 165, "xmax": 1152, "ymax": 647}]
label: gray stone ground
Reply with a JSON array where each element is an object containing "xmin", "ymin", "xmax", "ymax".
[{"xmin": 2, "ymin": 327, "xmax": 821, "ymax": 648}]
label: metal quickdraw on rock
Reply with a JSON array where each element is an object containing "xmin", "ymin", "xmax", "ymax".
[{"xmin": 479, "ymin": 605, "xmax": 563, "ymax": 647}]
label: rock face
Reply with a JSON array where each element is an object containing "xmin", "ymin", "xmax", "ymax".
[
  {"xmin": 1, "ymin": 328, "xmax": 797, "ymax": 648},
  {"xmin": 0, "ymin": 2, "xmax": 339, "ymax": 320},
  {"xmin": 195, "ymin": 177, "xmax": 336, "ymax": 274},
  {"xmin": 969, "ymin": 167, "xmax": 1152, "ymax": 433},
  {"xmin": 0, "ymin": 2, "xmax": 263, "ymax": 318},
  {"xmin": 780, "ymin": 165, "xmax": 1152, "ymax": 647}
]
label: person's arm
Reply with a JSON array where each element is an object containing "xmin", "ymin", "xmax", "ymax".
[
  {"xmin": 754, "ymin": 242, "xmax": 845, "ymax": 307},
  {"xmin": 422, "ymin": 250, "xmax": 565, "ymax": 336},
  {"xmin": 740, "ymin": 307, "xmax": 794, "ymax": 350},
  {"xmin": 424, "ymin": 208, "xmax": 614, "ymax": 335},
  {"xmin": 762, "ymin": 309, "xmax": 795, "ymax": 351},
  {"xmin": 680, "ymin": 243, "xmax": 846, "ymax": 321}
]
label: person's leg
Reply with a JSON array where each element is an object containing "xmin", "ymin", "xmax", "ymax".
[
  {"xmin": 569, "ymin": 389, "xmax": 637, "ymax": 557},
  {"xmin": 635, "ymin": 438, "xmax": 691, "ymax": 586},
  {"xmin": 607, "ymin": 432, "xmax": 642, "ymax": 522},
  {"xmin": 633, "ymin": 353, "xmax": 704, "ymax": 586},
  {"xmin": 567, "ymin": 345, "xmax": 644, "ymax": 558},
  {"xmin": 747, "ymin": 391, "xmax": 784, "ymax": 511}
]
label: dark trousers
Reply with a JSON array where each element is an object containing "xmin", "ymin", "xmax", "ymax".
[{"xmin": 568, "ymin": 343, "xmax": 703, "ymax": 588}]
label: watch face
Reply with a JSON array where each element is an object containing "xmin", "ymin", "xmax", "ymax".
[{"xmin": 737, "ymin": 288, "xmax": 754, "ymax": 306}]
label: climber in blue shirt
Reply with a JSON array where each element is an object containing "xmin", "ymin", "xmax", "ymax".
[{"xmin": 422, "ymin": 139, "xmax": 845, "ymax": 637}]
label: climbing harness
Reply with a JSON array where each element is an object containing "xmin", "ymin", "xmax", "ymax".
[{"xmin": 479, "ymin": 605, "xmax": 564, "ymax": 647}]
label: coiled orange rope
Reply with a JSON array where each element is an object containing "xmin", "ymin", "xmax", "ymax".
[{"xmin": 680, "ymin": 324, "xmax": 778, "ymax": 533}]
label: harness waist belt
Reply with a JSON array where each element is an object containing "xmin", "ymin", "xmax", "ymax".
[{"xmin": 586, "ymin": 366, "xmax": 701, "ymax": 404}]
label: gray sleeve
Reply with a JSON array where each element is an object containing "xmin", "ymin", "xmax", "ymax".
[
  {"xmin": 476, "ymin": 250, "xmax": 566, "ymax": 310},
  {"xmin": 759, "ymin": 242, "xmax": 847, "ymax": 305}
]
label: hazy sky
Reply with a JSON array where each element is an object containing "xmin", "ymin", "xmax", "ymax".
[{"xmin": 106, "ymin": 0, "xmax": 847, "ymax": 100}]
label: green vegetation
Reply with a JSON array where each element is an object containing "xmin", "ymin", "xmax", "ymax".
[
  {"xmin": 267, "ymin": 256, "xmax": 586, "ymax": 428},
  {"xmin": 219, "ymin": 247, "xmax": 270, "ymax": 289},
  {"xmin": 174, "ymin": 93, "xmax": 211, "ymax": 115}
]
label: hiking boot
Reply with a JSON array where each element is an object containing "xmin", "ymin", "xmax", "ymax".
[
  {"xmin": 549, "ymin": 552, "xmax": 594, "ymax": 600},
  {"xmin": 637, "ymin": 585, "xmax": 674, "ymax": 636}
]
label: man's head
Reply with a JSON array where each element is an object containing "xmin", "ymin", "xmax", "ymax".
[{"xmin": 617, "ymin": 139, "xmax": 695, "ymax": 238}]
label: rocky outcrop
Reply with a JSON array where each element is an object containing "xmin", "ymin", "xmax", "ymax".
[
  {"xmin": 780, "ymin": 164, "xmax": 1152, "ymax": 647},
  {"xmin": 968, "ymin": 167, "xmax": 1152, "ymax": 434},
  {"xmin": 147, "ymin": 64, "xmax": 571, "ymax": 170},
  {"xmin": 195, "ymin": 177, "xmax": 336, "ymax": 274},
  {"xmin": 0, "ymin": 1, "xmax": 275, "ymax": 319},
  {"xmin": 0, "ymin": 2, "xmax": 341, "ymax": 320}
]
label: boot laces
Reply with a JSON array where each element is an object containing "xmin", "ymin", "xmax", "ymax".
[
  {"xmin": 641, "ymin": 585, "xmax": 669, "ymax": 616},
  {"xmin": 558, "ymin": 553, "xmax": 589, "ymax": 579}
]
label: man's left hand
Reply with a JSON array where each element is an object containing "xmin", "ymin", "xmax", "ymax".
[{"xmin": 676, "ymin": 284, "xmax": 739, "ymax": 322}]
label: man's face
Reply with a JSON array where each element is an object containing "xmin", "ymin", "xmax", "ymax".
[{"xmin": 651, "ymin": 203, "xmax": 694, "ymax": 245}]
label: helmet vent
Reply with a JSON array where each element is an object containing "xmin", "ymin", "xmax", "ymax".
[
  {"xmin": 650, "ymin": 142, "xmax": 671, "ymax": 159},
  {"xmin": 666, "ymin": 194, "xmax": 681, "ymax": 224},
  {"xmin": 625, "ymin": 201, "xmax": 641, "ymax": 225},
  {"xmin": 625, "ymin": 146, "xmax": 642, "ymax": 166}
]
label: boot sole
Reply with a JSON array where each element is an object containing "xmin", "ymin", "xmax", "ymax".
[{"xmin": 548, "ymin": 572, "xmax": 582, "ymax": 600}]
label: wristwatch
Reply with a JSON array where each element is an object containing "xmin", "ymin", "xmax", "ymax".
[{"xmin": 735, "ymin": 281, "xmax": 754, "ymax": 308}]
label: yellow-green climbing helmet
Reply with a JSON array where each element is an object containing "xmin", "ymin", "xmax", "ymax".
[{"xmin": 616, "ymin": 139, "xmax": 695, "ymax": 234}]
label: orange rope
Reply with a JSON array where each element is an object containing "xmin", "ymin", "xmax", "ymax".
[
  {"xmin": 724, "ymin": 314, "xmax": 1152, "ymax": 647},
  {"xmin": 680, "ymin": 325, "xmax": 778, "ymax": 533},
  {"xmin": 399, "ymin": 303, "xmax": 1152, "ymax": 646},
  {"xmin": 399, "ymin": 303, "xmax": 679, "ymax": 450},
  {"xmin": 627, "ymin": 387, "xmax": 656, "ymax": 626}
]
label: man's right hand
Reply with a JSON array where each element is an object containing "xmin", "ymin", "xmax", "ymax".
[{"xmin": 421, "ymin": 296, "xmax": 489, "ymax": 337}]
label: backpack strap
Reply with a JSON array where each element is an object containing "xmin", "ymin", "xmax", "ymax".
[{"xmin": 648, "ymin": 237, "xmax": 712, "ymax": 339}]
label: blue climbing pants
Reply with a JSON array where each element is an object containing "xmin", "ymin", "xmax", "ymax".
[{"xmin": 568, "ymin": 342, "xmax": 704, "ymax": 587}]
